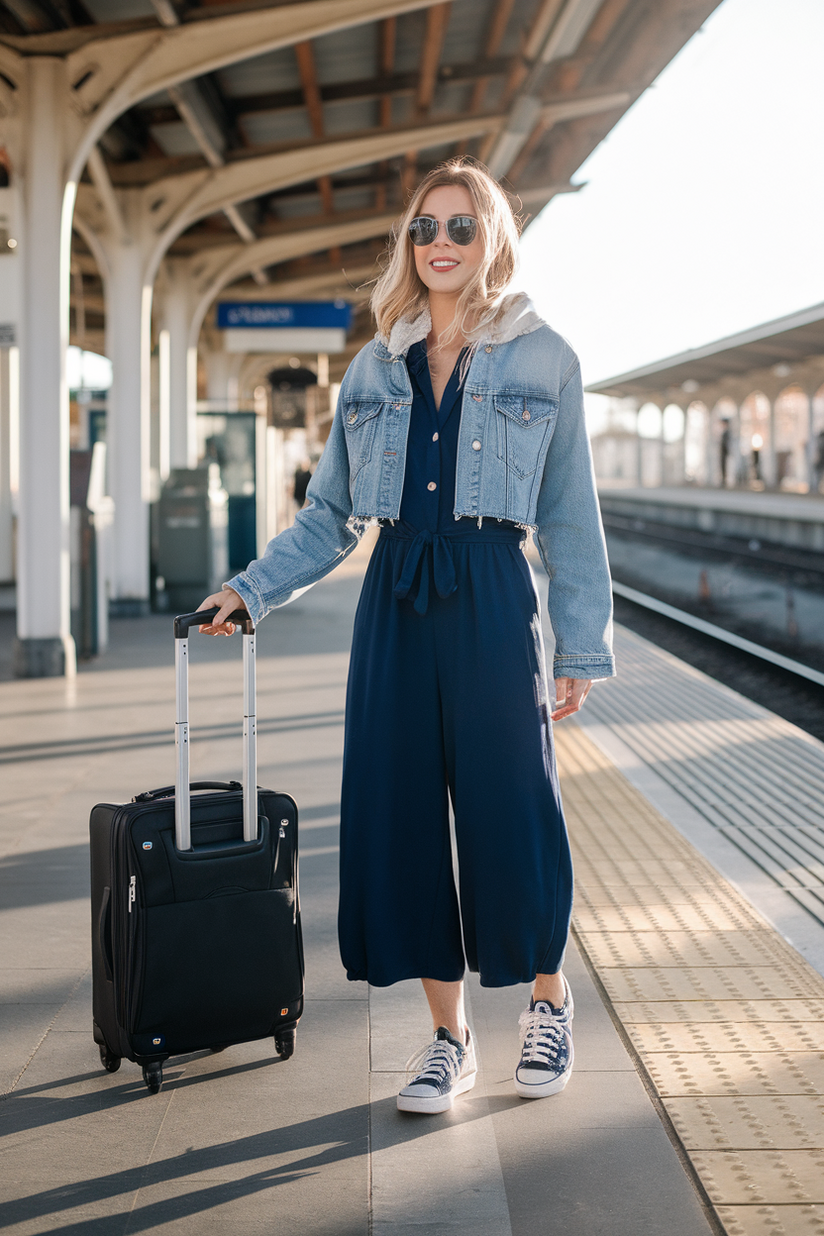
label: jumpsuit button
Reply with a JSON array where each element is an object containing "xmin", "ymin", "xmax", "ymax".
[
  {"xmin": 427, "ymin": 482, "xmax": 437, "ymax": 491},
  {"xmin": 432, "ymin": 432, "xmax": 439, "ymax": 442},
  {"xmin": 472, "ymin": 394, "xmax": 482, "ymax": 402},
  {"xmin": 472, "ymin": 440, "xmax": 482, "ymax": 451},
  {"xmin": 522, "ymin": 410, "xmax": 531, "ymax": 421}
]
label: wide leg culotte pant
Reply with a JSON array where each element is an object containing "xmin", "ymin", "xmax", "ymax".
[{"xmin": 338, "ymin": 523, "xmax": 573, "ymax": 988}]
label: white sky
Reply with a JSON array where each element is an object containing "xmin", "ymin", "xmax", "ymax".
[{"xmin": 518, "ymin": 0, "xmax": 824, "ymax": 420}]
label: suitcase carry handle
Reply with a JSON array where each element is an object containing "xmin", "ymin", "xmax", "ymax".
[
  {"xmin": 174, "ymin": 614, "xmax": 257, "ymax": 852},
  {"xmin": 134, "ymin": 781, "xmax": 242, "ymax": 803},
  {"xmin": 174, "ymin": 608, "xmax": 254, "ymax": 637}
]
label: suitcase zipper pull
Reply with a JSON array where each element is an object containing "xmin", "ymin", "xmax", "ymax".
[
  {"xmin": 279, "ymin": 818, "xmax": 288, "ymax": 839},
  {"xmin": 128, "ymin": 875, "xmax": 136, "ymax": 913}
]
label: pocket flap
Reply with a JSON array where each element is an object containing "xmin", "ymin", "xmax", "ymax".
[
  {"xmin": 494, "ymin": 394, "xmax": 558, "ymax": 426},
  {"xmin": 343, "ymin": 402, "xmax": 383, "ymax": 429}
]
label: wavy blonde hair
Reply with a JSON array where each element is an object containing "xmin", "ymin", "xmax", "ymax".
[{"xmin": 370, "ymin": 158, "xmax": 522, "ymax": 349}]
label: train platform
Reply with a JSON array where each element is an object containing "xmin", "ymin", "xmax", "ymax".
[
  {"xmin": 2, "ymin": 537, "xmax": 824, "ymax": 1236},
  {"xmin": 597, "ymin": 485, "xmax": 824, "ymax": 554}
]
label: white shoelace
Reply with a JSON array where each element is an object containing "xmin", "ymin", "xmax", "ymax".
[
  {"xmin": 518, "ymin": 1005, "xmax": 569, "ymax": 1068},
  {"xmin": 405, "ymin": 1038, "xmax": 462, "ymax": 1085}
]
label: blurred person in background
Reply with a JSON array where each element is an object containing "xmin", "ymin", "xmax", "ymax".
[{"xmin": 199, "ymin": 159, "xmax": 615, "ymax": 1115}]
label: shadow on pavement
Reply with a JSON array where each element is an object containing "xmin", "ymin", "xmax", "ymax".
[{"xmin": 0, "ymin": 1084, "xmax": 516, "ymax": 1234}]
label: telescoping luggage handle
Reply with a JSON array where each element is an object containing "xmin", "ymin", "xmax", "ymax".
[{"xmin": 173, "ymin": 609, "xmax": 257, "ymax": 852}]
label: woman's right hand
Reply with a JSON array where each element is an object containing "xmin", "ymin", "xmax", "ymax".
[{"xmin": 197, "ymin": 587, "xmax": 248, "ymax": 636}]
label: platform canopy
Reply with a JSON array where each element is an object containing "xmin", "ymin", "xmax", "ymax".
[
  {"xmin": 586, "ymin": 301, "xmax": 824, "ymax": 403},
  {"xmin": 0, "ymin": 0, "xmax": 723, "ymax": 366}
]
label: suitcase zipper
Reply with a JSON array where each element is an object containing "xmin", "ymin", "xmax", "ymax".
[{"xmin": 128, "ymin": 875, "xmax": 136, "ymax": 912}]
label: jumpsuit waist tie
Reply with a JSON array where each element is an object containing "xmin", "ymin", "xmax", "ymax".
[{"xmin": 381, "ymin": 521, "xmax": 524, "ymax": 616}]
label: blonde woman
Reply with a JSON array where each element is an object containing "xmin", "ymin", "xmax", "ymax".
[{"xmin": 200, "ymin": 159, "xmax": 615, "ymax": 1113}]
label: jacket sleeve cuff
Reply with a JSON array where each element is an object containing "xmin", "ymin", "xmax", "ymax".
[
  {"xmin": 225, "ymin": 573, "xmax": 266, "ymax": 626},
  {"xmin": 552, "ymin": 654, "xmax": 616, "ymax": 680}
]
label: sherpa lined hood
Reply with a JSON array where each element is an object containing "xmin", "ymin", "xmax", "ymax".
[{"xmin": 380, "ymin": 291, "xmax": 546, "ymax": 357}]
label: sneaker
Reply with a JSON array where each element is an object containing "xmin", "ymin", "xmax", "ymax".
[
  {"xmin": 514, "ymin": 978, "xmax": 574, "ymax": 1099},
  {"xmin": 397, "ymin": 1026, "xmax": 477, "ymax": 1114}
]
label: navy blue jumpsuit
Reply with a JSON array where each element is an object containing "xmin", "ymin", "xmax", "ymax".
[{"xmin": 338, "ymin": 341, "xmax": 573, "ymax": 988}]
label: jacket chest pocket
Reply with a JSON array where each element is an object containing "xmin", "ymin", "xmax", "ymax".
[
  {"xmin": 343, "ymin": 402, "xmax": 384, "ymax": 479},
  {"xmin": 494, "ymin": 395, "xmax": 558, "ymax": 478}
]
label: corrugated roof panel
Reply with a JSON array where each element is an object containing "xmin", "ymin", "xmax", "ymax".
[
  {"xmin": 217, "ymin": 46, "xmax": 302, "ymax": 97},
  {"xmin": 313, "ymin": 21, "xmax": 377, "ymax": 85},
  {"xmin": 149, "ymin": 122, "xmax": 203, "ymax": 158},
  {"xmin": 333, "ymin": 186, "xmax": 376, "ymax": 213},
  {"xmin": 272, "ymin": 193, "xmax": 324, "ymax": 220},
  {"xmin": 394, "ymin": 9, "xmax": 427, "ymax": 74},
  {"xmin": 323, "ymin": 98, "xmax": 379, "ymax": 136},
  {"xmin": 432, "ymin": 80, "xmax": 474, "ymax": 116},
  {"xmin": 391, "ymin": 94, "xmax": 415, "ymax": 126},
  {"xmin": 240, "ymin": 109, "xmax": 314, "ymax": 146},
  {"xmin": 82, "ymin": 0, "xmax": 155, "ymax": 17},
  {"xmin": 441, "ymin": 0, "xmax": 488, "ymax": 65}
]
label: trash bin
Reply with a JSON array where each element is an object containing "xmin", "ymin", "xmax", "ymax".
[{"xmin": 156, "ymin": 465, "xmax": 229, "ymax": 613}]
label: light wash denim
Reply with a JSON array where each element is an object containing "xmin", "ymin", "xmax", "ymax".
[{"xmin": 228, "ymin": 295, "xmax": 615, "ymax": 680}]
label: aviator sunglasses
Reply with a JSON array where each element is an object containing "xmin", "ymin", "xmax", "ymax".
[{"xmin": 407, "ymin": 214, "xmax": 478, "ymax": 247}]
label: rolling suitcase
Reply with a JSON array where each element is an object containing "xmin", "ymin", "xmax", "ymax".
[{"xmin": 89, "ymin": 607, "xmax": 303, "ymax": 1094}]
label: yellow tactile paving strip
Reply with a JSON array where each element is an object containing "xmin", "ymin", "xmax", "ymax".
[{"xmin": 557, "ymin": 723, "xmax": 824, "ymax": 1236}]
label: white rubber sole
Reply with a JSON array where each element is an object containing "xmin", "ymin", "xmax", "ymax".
[
  {"xmin": 514, "ymin": 1043, "xmax": 574, "ymax": 1099},
  {"xmin": 397, "ymin": 1068, "xmax": 477, "ymax": 1114}
]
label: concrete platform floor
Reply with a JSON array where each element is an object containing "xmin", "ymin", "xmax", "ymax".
[{"xmin": 0, "ymin": 542, "xmax": 718, "ymax": 1236}]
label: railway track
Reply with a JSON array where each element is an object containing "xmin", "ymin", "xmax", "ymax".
[{"xmin": 611, "ymin": 581, "xmax": 824, "ymax": 743}]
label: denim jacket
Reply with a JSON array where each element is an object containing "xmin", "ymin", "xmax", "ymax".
[{"xmin": 228, "ymin": 292, "xmax": 615, "ymax": 680}]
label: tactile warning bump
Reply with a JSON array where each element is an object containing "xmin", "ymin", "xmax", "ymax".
[
  {"xmin": 644, "ymin": 1052, "xmax": 824, "ymax": 1098},
  {"xmin": 579, "ymin": 929, "xmax": 795, "ymax": 969},
  {"xmin": 666, "ymin": 1095, "xmax": 824, "ymax": 1151},
  {"xmin": 627, "ymin": 1023, "xmax": 824, "ymax": 1055},
  {"xmin": 554, "ymin": 719, "xmax": 824, "ymax": 1229},
  {"xmin": 690, "ymin": 1151, "xmax": 824, "ymax": 1204},
  {"xmin": 598, "ymin": 966, "xmax": 810, "ymax": 1004},
  {"xmin": 614, "ymin": 1001, "xmax": 824, "ymax": 1025},
  {"xmin": 716, "ymin": 1204, "xmax": 824, "ymax": 1236}
]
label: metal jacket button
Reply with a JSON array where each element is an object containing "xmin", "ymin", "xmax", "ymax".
[
  {"xmin": 472, "ymin": 394, "xmax": 482, "ymax": 402},
  {"xmin": 485, "ymin": 345, "xmax": 492, "ymax": 353},
  {"xmin": 472, "ymin": 440, "xmax": 482, "ymax": 451},
  {"xmin": 522, "ymin": 410, "xmax": 531, "ymax": 421},
  {"xmin": 347, "ymin": 413, "xmax": 357, "ymax": 424}
]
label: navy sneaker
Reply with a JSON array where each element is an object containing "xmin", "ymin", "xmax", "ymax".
[
  {"xmin": 397, "ymin": 1026, "xmax": 477, "ymax": 1113},
  {"xmin": 514, "ymin": 978, "xmax": 574, "ymax": 1099}
]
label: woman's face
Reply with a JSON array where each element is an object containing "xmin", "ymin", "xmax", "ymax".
[{"xmin": 411, "ymin": 184, "xmax": 484, "ymax": 298}]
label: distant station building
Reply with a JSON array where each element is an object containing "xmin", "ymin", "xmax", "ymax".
[{"xmin": 587, "ymin": 303, "xmax": 824, "ymax": 494}]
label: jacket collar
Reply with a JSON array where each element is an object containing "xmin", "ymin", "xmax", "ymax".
[{"xmin": 373, "ymin": 291, "xmax": 546, "ymax": 361}]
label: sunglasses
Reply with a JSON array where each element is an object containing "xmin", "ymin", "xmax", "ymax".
[{"xmin": 407, "ymin": 215, "xmax": 478, "ymax": 247}]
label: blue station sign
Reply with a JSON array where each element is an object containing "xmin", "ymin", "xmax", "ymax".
[{"xmin": 217, "ymin": 300, "xmax": 352, "ymax": 330}]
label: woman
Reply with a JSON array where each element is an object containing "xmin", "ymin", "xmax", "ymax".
[{"xmin": 199, "ymin": 159, "xmax": 615, "ymax": 1114}]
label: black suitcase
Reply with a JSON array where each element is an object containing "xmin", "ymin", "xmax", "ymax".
[{"xmin": 89, "ymin": 607, "xmax": 304, "ymax": 1094}]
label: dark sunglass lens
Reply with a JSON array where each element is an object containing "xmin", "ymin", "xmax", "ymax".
[
  {"xmin": 408, "ymin": 217, "xmax": 438, "ymax": 246},
  {"xmin": 446, "ymin": 216, "xmax": 477, "ymax": 245}
]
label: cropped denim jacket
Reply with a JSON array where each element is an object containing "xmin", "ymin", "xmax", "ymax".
[{"xmin": 228, "ymin": 292, "xmax": 615, "ymax": 680}]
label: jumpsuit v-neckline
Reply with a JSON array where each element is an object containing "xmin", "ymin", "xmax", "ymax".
[{"xmin": 338, "ymin": 340, "xmax": 573, "ymax": 988}]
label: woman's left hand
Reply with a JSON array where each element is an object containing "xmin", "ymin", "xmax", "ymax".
[{"xmin": 551, "ymin": 677, "xmax": 592, "ymax": 721}]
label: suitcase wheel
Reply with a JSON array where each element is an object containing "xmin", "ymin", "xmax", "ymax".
[
  {"xmin": 142, "ymin": 1062, "xmax": 163, "ymax": 1094},
  {"xmin": 275, "ymin": 1027, "xmax": 296, "ymax": 1060},
  {"xmin": 98, "ymin": 1044, "xmax": 121, "ymax": 1074}
]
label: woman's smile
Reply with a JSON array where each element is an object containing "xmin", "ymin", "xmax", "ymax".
[{"xmin": 430, "ymin": 257, "xmax": 460, "ymax": 272}]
